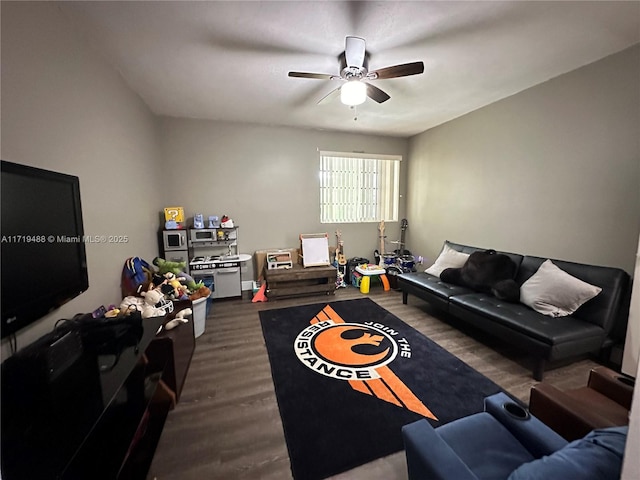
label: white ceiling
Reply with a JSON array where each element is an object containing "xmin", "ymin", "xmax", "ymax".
[{"xmin": 59, "ymin": 1, "xmax": 640, "ymax": 138}]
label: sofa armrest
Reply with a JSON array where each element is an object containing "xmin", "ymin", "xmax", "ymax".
[
  {"xmin": 402, "ymin": 420, "xmax": 478, "ymax": 480},
  {"xmin": 529, "ymin": 383, "xmax": 624, "ymax": 441},
  {"xmin": 588, "ymin": 367, "xmax": 634, "ymax": 409},
  {"xmin": 484, "ymin": 392, "xmax": 567, "ymax": 458}
]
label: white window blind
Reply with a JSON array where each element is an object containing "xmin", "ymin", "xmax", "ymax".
[{"xmin": 319, "ymin": 151, "xmax": 401, "ymax": 223}]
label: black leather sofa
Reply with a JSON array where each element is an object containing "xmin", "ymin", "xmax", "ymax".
[{"xmin": 398, "ymin": 241, "xmax": 630, "ymax": 380}]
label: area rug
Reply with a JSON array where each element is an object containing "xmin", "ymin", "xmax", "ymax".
[{"xmin": 259, "ymin": 298, "xmax": 504, "ymax": 480}]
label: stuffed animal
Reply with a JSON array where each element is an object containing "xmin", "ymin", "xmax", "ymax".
[
  {"xmin": 120, "ymin": 293, "xmax": 189, "ymax": 330},
  {"xmin": 154, "ymin": 257, "xmax": 187, "ymax": 276},
  {"xmin": 163, "ymin": 272, "xmax": 189, "ymax": 300},
  {"xmin": 441, "ymin": 249, "xmax": 520, "ymax": 302},
  {"xmin": 120, "ymin": 295, "xmax": 144, "ymax": 313},
  {"xmin": 154, "ymin": 257, "xmax": 199, "ymax": 292},
  {"xmin": 189, "ymin": 284, "xmax": 211, "ymax": 301},
  {"xmin": 140, "ymin": 287, "xmax": 174, "ymax": 318},
  {"xmin": 164, "ymin": 308, "xmax": 193, "ymax": 331}
]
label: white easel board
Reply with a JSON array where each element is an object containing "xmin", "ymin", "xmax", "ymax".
[{"xmin": 300, "ymin": 233, "xmax": 330, "ymax": 267}]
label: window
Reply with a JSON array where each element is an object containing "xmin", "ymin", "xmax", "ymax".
[{"xmin": 319, "ymin": 151, "xmax": 401, "ymax": 223}]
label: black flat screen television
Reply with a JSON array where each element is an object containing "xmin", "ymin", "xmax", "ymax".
[{"xmin": 1, "ymin": 160, "xmax": 89, "ymax": 338}]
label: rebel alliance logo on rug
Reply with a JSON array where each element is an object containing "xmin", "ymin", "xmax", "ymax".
[
  {"xmin": 294, "ymin": 305, "xmax": 437, "ymax": 420},
  {"xmin": 295, "ymin": 322, "xmax": 398, "ymax": 378}
]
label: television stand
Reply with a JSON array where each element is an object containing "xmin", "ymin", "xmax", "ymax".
[{"xmin": 1, "ymin": 307, "xmax": 195, "ymax": 480}]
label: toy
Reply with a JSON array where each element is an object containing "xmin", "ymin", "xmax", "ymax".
[
  {"xmin": 220, "ymin": 214, "xmax": 234, "ymax": 228},
  {"xmin": 154, "ymin": 257, "xmax": 187, "ymax": 276},
  {"xmin": 164, "ymin": 308, "xmax": 193, "ymax": 331},
  {"xmin": 252, "ymin": 281, "xmax": 267, "ymax": 303},
  {"xmin": 163, "ymin": 272, "xmax": 189, "ymax": 300},
  {"xmin": 154, "ymin": 257, "xmax": 199, "ymax": 292},
  {"xmin": 140, "ymin": 288, "xmax": 174, "ymax": 319},
  {"xmin": 164, "ymin": 207, "xmax": 185, "ymax": 230},
  {"xmin": 120, "ymin": 296, "xmax": 143, "ymax": 312},
  {"xmin": 189, "ymin": 284, "xmax": 211, "ymax": 301}
]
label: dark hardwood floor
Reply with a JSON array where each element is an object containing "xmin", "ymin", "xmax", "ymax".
[{"xmin": 147, "ymin": 287, "xmax": 600, "ymax": 480}]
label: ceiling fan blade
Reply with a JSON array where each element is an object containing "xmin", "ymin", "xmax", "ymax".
[
  {"xmin": 366, "ymin": 83, "xmax": 390, "ymax": 104},
  {"xmin": 369, "ymin": 61, "xmax": 425, "ymax": 80},
  {"xmin": 345, "ymin": 36, "xmax": 366, "ymax": 68},
  {"xmin": 317, "ymin": 86, "xmax": 342, "ymax": 105},
  {"xmin": 288, "ymin": 71, "xmax": 336, "ymax": 80}
]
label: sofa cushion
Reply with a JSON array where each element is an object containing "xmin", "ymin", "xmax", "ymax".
[
  {"xmin": 425, "ymin": 243, "xmax": 470, "ymax": 277},
  {"xmin": 515, "ymin": 256, "xmax": 628, "ymax": 332},
  {"xmin": 449, "ymin": 294, "xmax": 605, "ymax": 347},
  {"xmin": 507, "ymin": 426, "xmax": 627, "ymax": 480},
  {"xmin": 520, "ymin": 260, "xmax": 602, "ymax": 317}
]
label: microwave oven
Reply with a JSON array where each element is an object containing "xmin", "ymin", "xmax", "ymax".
[
  {"xmin": 190, "ymin": 228, "xmax": 237, "ymax": 244},
  {"xmin": 162, "ymin": 229, "xmax": 187, "ymax": 251},
  {"xmin": 189, "ymin": 228, "xmax": 217, "ymax": 243}
]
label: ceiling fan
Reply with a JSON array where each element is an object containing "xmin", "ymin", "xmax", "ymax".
[{"xmin": 288, "ymin": 36, "xmax": 424, "ymax": 106}]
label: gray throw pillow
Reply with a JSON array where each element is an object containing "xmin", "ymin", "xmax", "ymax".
[
  {"xmin": 520, "ymin": 259, "xmax": 601, "ymax": 317},
  {"xmin": 425, "ymin": 244, "xmax": 469, "ymax": 278}
]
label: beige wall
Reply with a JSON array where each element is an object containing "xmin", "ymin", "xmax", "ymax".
[
  {"xmin": 407, "ymin": 44, "xmax": 640, "ymax": 274},
  {"xmin": 1, "ymin": 2, "xmax": 163, "ymax": 357},
  {"xmin": 159, "ymin": 118, "xmax": 408, "ymax": 281}
]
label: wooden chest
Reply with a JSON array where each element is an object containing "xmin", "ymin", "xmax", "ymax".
[{"xmin": 265, "ymin": 264, "xmax": 336, "ymax": 299}]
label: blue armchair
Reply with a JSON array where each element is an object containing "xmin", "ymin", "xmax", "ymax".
[{"xmin": 402, "ymin": 392, "xmax": 627, "ymax": 480}]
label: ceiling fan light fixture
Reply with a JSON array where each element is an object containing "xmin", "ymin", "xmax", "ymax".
[
  {"xmin": 341, "ymin": 81, "xmax": 366, "ymax": 106},
  {"xmin": 289, "ymin": 36, "xmax": 424, "ymax": 106}
]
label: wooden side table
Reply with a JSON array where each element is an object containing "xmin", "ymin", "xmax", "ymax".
[{"xmin": 265, "ymin": 264, "xmax": 336, "ymax": 299}]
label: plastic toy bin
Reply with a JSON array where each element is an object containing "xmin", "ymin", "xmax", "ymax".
[{"xmin": 192, "ymin": 297, "xmax": 207, "ymax": 338}]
